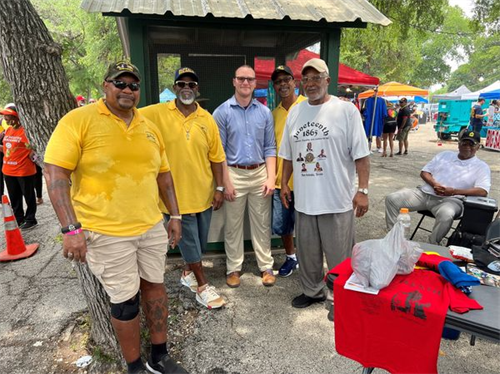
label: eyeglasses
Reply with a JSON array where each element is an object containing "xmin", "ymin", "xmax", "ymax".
[
  {"xmin": 274, "ymin": 76, "xmax": 294, "ymax": 85},
  {"xmin": 301, "ymin": 75, "xmax": 326, "ymax": 85},
  {"xmin": 175, "ymin": 81, "xmax": 198, "ymax": 89},
  {"xmin": 235, "ymin": 76, "xmax": 256, "ymax": 83},
  {"xmin": 106, "ymin": 80, "xmax": 140, "ymax": 91},
  {"xmin": 459, "ymin": 140, "xmax": 476, "ymax": 147}
]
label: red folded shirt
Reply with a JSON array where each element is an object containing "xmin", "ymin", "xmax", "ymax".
[{"xmin": 329, "ymin": 259, "xmax": 483, "ymax": 374}]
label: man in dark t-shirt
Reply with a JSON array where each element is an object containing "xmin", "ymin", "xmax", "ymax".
[
  {"xmin": 395, "ymin": 97, "xmax": 411, "ymax": 155},
  {"xmin": 470, "ymin": 98, "xmax": 485, "ymax": 133}
]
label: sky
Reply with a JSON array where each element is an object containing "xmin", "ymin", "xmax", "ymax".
[{"xmin": 449, "ymin": 0, "xmax": 474, "ymax": 15}]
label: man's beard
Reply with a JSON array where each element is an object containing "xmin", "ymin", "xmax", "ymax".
[{"xmin": 177, "ymin": 91, "xmax": 195, "ymax": 105}]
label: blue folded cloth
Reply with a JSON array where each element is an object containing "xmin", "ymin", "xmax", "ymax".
[{"xmin": 438, "ymin": 261, "xmax": 480, "ymax": 293}]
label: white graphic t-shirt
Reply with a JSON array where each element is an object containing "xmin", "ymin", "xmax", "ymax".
[{"xmin": 279, "ymin": 96, "xmax": 370, "ymax": 215}]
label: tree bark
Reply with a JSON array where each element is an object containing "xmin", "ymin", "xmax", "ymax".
[{"xmin": 0, "ymin": 0, "xmax": 121, "ymax": 366}]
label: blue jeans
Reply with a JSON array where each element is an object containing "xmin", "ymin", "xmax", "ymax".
[
  {"xmin": 272, "ymin": 189, "xmax": 295, "ymax": 236},
  {"xmin": 164, "ymin": 208, "xmax": 212, "ymax": 263}
]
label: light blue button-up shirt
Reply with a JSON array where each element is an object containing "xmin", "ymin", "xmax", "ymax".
[{"xmin": 213, "ymin": 96, "xmax": 276, "ymax": 166}]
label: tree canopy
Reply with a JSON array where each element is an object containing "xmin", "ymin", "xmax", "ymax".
[
  {"xmin": 31, "ymin": 0, "xmax": 123, "ymax": 100},
  {"xmin": 0, "ymin": 0, "xmax": 498, "ymax": 104}
]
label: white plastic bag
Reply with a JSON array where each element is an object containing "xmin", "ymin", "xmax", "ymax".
[{"xmin": 352, "ymin": 222, "xmax": 423, "ymax": 290}]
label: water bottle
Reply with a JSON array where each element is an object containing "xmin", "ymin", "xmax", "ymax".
[{"xmin": 397, "ymin": 208, "xmax": 411, "ymax": 239}]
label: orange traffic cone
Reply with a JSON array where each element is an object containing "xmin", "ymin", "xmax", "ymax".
[{"xmin": 0, "ymin": 195, "xmax": 39, "ymax": 261}]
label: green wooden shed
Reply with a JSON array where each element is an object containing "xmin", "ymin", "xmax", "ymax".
[{"xmin": 81, "ymin": 0, "xmax": 390, "ymax": 112}]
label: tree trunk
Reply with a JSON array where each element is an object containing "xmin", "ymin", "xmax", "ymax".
[{"xmin": 0, "ymin": 0, "xmax": 121, "ymax": 365}]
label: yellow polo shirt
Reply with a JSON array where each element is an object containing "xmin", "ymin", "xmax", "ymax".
[
  {"xmin": 273, "ymin": 95, "xmax": 307, "ymax": 190},
  {"xmin": 1, "ymin": 119, "xmax": 9, "ymax": 131},
  {"xmin": 140, "ymin": 101, "xmax": 225, "ymax": 214},
  {"xmin": 44, "ymin": 99, "xmax": 170, "ymax": 236}
]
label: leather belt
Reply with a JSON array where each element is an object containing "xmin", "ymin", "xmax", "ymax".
[{"xmin": 229, "ymin": 163, "xmax": 265, "ymax": 170}]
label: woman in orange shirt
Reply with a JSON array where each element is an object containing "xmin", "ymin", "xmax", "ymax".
[{"xmin": 0, "ymin": 105, "xmax": 37, "ymax": 230}]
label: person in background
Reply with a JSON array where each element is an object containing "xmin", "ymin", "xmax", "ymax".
[
  {"xmin": 0, "ymin": 103, "xmax": 15, "ymax": 197},
  {"xmin": 35, "ymin": 163, "xmax": 43, "ymax": 204},
  {"xmin": 487, "ymin": 100, "xmax": 497, "ymax": 126},
  {"xmin": 381, "ymin": 102, "xmax": 397, "ymax": 157},
  {"xmin": 76, "ymin": 95, "xmax": 86, "ymax": 107},
  {"xmin": 385, "ymin": 130, "xmax": 491, "ymax": 245},
  {"xmin": 470, "ymin": 98, "xmax": 486, "ymax": 134},
  {"xmin": 395, "ymin": 97, "xmax": 411, "ymax": 155},
  {"xmin": 271, "ymin": 65, "xmax": 307, "ymax": 277},
  {"xmin": 0, "ymin": 104, "xmax": 38, "ymax": 230}
]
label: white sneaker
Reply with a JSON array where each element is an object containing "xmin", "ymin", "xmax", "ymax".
[
  {"xmin": 196, "ymin": 285, "xmax": 226, "ymax": 309},
  {"xmin": 180, "ymin": 271, "xmax": 198, "ymax": 293},
  {"xmin": 377, "ymin": 148, "xmax": 383, "ymax": 153}
]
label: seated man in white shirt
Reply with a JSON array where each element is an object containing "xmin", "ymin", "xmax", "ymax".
[{"xmin": 385, "ymin": 130, "xmax": 491, "ymax": 245}]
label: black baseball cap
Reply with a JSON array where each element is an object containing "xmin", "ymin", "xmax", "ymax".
[
  {"xmin": 175, "ymin": 67, "xmax": 199, "ymax": 83},
  {"xmin": 104, "ymin": 60, "xmax": 141, "ymax": 81},
  {"xmin": 459, "ymin": 130, "xmax": 480, "ymax": 145},
  {"xmin": 271, "ymin": 65, "xmax": 294, "ymax": 82}
]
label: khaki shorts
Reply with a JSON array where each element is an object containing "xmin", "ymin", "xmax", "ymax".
[
  {"xmin": 85, "ymin": 221, "xmax": 169, "ymax": 303},
  {"xmin": 396, "ymin": 125, "xmax": 411, "ymax": 141}
]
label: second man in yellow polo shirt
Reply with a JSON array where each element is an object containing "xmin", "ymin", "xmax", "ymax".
[{"xmin": 140, "ymin": 67, "xmax": 227, "ymax": 310}]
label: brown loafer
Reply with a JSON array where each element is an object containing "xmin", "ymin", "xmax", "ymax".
[
  {"xmin": 226, "ymin": 272, "xmax": 241, "ymax": 288},
  {"xmin": 261, "ymin": 269, "xmax": 276, "ymax": 287}
]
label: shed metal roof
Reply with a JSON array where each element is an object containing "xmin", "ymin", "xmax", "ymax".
[{"xmin": 80, "ymin": 0, "xmax": 391, "ymax": 26}]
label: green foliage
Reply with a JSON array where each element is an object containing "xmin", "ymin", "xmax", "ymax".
[
  {"xmin": 158, "ymin": 54, "xmax": 181, "ymax": 92},
  {"xmin": 471, "ymin": 0, "xmax": 500, "ymax": 32},
  {"xmin": 0, "ymin": 66, "xmax": 13, "ymax": 105},
  {"xmin": 31, "ymin": 0, "xmax": 123, "ymax": 100},
  {"xmin": 340, "ymin": 1, "xmax": 480, "ymax": 89}
]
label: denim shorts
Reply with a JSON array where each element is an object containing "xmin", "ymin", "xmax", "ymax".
[
  {"xmin": 272, "ymin": 189, "xmax": 295, "ymax": 236},
  {"xmin": 164, "ymin": 208, "xmax": 212, "ymax": 264}
]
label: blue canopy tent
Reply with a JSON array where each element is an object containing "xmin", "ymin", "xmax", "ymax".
[
  {"xmin": 414, "ymin": 96, "xmax": 428, "ymax": 103},
  {"xmin": 159, "ymin": 88, "xmax": 176, "ymax": 102},
  {"xmin": 480, "ymin": 89, "xmax": 500, "ymax": 100}
]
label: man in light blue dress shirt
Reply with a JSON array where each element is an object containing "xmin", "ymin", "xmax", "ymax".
[{"xmin": 213, "ymin": 65, "xmax": 277, "ymax": 288}]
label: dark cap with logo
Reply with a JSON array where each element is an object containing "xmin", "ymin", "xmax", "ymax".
[
  {"xmin": 175, "ymin": 67, "xmax": 199, "ymax": 83},
  {"xmin": 460, "ymin": 130, "xmax": 481, "ymax": 144},
  {"xmin": 104, "ymin": 60, "xmax": 141, "ymax": 81},
  {"xmin": 271, "ymin": 65, "xmax": 294, "ymax": 82}
]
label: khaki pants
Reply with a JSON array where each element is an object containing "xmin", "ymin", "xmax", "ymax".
[{"xmin": 224, "ymin": 165, "xmax": 274, "ymax": 273}]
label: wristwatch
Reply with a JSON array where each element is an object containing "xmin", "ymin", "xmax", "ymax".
[
  {"xmin": 216, "ymin": 186, "xmax": 225, "ymax": 193},
  {"xmin": 61, "ymin": 222, "xmax": 82, "ymax": 234},
  {"xmin": 358, "ymin": 188, "xmax": 369, "ymax": 195}
]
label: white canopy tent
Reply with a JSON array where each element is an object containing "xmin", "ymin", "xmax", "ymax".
[
  {"xmin": 433, "ymin": 85, "xmax": 471, "ymax": 100},
  {"xmin": 461, "ymin": 81, "xmax": 500, "ymax": 100}
]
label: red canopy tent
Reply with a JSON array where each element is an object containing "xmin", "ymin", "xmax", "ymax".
[{"xmin": 254, "ymin": 49, "xmax": 379, "ymax": 88}]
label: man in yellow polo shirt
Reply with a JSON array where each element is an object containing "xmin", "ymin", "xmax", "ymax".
[
  {"xmin": 271, "ymin": 66, "xmax": 306, "ymax": 277},
  {"xmin": 44, "ymin": 61, "xmax": 186, "ymax": 374},
  {"xmin": 140, "ymin": 67, "xmax": 226, "ymax": 310}
]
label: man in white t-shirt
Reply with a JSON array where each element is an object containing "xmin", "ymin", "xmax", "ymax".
[
  {"xmin": 385, "ymin": 130, "xmax": 491, "ymax": 245},
  {"xmin": 279, "ymin": 58, "xmax": 370, "ymax": 314}
]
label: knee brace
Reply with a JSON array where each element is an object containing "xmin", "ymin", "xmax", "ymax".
[{"xmin": 110, "ymin": 292, "xmax": 140, "ymax": 321}]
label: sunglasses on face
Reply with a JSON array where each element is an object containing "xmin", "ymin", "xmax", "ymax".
[
  {"xmin": 274, "ymin": 76, "xmax": 294, "ymax": 85},
  {"xmin": 175, "ymin": 81, "xmax": 198, "ymax": 89},
  {"xmin": 301, "ymin": 75, "xmax": 326, "ymax": 85},
  {"xmin": 106, "ymin": 80, "xmax": 140, "ymax": 91},
  {"xmin": 235, "ymin": 76, "xmax": 256, "ymax": 83}
]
